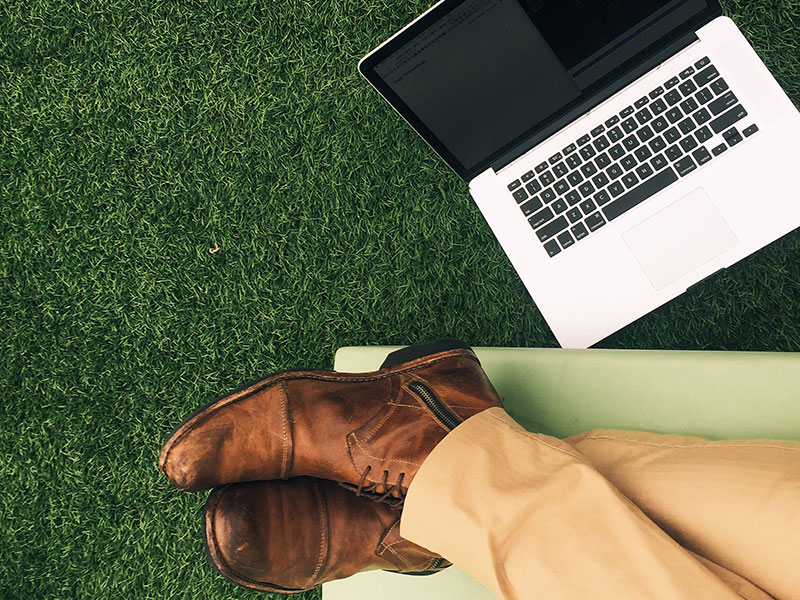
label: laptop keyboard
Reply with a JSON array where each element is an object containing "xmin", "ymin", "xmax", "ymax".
[{"xmin": 506, "ymin": 57, "xmax": 760, "ymax": 258}]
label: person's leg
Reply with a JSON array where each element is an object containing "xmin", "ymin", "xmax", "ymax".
[
  {"xmin": 400, "ymin": 408, "xmax": 768, "ymax": 600},
  {"xmin": 565, "ymin": 429, "xmax": 800, "ymax": 600}
]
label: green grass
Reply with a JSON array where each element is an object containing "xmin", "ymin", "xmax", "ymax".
[{"xmin": 1, "ymin": 0, "xmax": 798, "ymax": 598}]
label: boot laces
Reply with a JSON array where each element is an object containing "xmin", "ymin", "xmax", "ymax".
[{"xmin": 354, "ymin": 465, "xmax": 406, "ymax": 506}]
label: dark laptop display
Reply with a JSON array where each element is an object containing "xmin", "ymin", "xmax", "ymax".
[{"xmin": 360, "ymin": 0, "xmax": 720, "ymax": 180}]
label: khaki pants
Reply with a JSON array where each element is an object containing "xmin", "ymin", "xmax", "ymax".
[{"xmin": 401, "ymin": 408, "xmax": 800, "ymax": 600}]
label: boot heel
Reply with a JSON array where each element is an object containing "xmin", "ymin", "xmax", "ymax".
[{"xmin": 380, "ymin": 338, "xmax": 473, "ymax": 369}]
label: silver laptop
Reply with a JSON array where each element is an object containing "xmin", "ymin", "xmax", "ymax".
[{"xmin": 359, "ymin": 0, "xmax": 800, "ymax": 348}]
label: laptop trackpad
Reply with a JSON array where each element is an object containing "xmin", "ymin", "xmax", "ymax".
[{"xmin": 623, "ymin": 188, "xmax": 739, "ymax": 290}]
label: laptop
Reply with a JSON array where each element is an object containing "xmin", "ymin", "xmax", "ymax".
[{"xmin": 358, "ymin": 0, "xmax": 800, "ymax": 348}]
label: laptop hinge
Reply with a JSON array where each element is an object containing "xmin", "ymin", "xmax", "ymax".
[{"xmin": 490, "ymin": 31, "xmax": 699, "ymax": 174}]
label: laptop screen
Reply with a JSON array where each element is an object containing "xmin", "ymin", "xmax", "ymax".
[{"xmin": 360, "ymin": 0, "xmax": 720, "ymax": 180}]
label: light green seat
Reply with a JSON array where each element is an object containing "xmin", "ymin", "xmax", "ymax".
[{"xmin": 324, "ymin": 347, "xmax": 800, "ymax": 599}]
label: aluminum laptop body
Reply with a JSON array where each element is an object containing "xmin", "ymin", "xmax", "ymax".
[{"xmin": 359, "ymin": 0, "xmax": 800, "ymax": 348}]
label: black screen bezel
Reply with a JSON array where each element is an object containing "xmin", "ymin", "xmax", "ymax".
[{"xmin": 359, "ymin": 0, "xmax": 723, "ymax": 181}]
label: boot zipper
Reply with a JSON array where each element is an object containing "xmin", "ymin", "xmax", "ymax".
[
  {"xmin": 408, "ymin": 381, "xmax": 461, "ymax": 431},
  {"xmin": 430, "ymin": 557, "xmax": 445, "ymax": 569}
]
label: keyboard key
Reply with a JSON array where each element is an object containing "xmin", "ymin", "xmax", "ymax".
[
  {"xmin": 592, "ymin": 172, "xmax": 610, "ymax": 188},
  {"xmin": 541, "ymin": 171, "xmax": 555, "ymax": 186},
  {"xmin": 621, "ymin": 155, "xmax": 637, "ymax": 171},
  {"xmin": 603, "ymin": 167, "xmax": 679, "ymax": 221},
  {"xmin": 693, "ymin": 64, "xmax": 719, "ymax": 87},
  {"xmin": 694, "ymin": 107, "xmax": 711, "ymax": 125},
  {"xmin": 566, "ymin": 153, "xmax": 582, "ymax": 169},
  {"xmin": 622, "ymin": 117, "xmax": 638, "ymax": 133},
  {"xmin": 680, "ymin": 97, "xmax": 699, "ymax": 114},
  {"xmin": 666, "ymin": 145, "xmax": 683, "ymax": 162},
  {"xmin": 651, "ymin": 153, "xmax": 668, "ymax": 171},
  {"xmin": 635, "ymin": 146, "xmax": 653, "ymax": 162},
  {"xmin": 708, "ymin": 91, "xmax": 738, "ymax": 115},
  {"xmin": 541, "ymin": 188, "xmax": 557, "ymax": 203},
  {"xmin": 608, "ymin": 181, "xmax": 625, "ymax": 197},
  {"xmin": 536, "ymin": 216, "xmax": 569, "ymax": 242},
  {"xmin": 595, "ymin": 152, "xmax": 611, "ymax": 169},
  {"xmin": 580, "ymin": 145, "xmax": 597, "ymax": 160},
  {"xmin": 649, "ymin": 136, "xmax": 667, "ymax": 152},
  {"xmin": 649, "ymin": 86, "xmax": 665, "ymax": 99},
  {"xmin": 571, "ymin": 222, "xmax": 589, "ymax": 240},
  {"xmin": 743, "ymin": 124, "xmax": 759, "ymax": 137},
  {"xmin": 544, "ymin": 240, "xmax": 561, "ymax": 257},
  {"xmin": 711, "ymin": 105, "xmax": 747, "ymax": 134},
  {"xmin": 591, "ymin": 125, "xmax": 606, "ymax": 137},
  {"xmin": 553, "ymin": 162, "xmax": 569, "ymax": 178},
  {"xmin": 567, "ymin": 208, "xmax": 582, "ymax": 223},
  {"xmin": 710, "ymin": 78, "xmax": 729, "ymax": 95},
  {"xmin": 578, "ymin": 134, "xmax": 592, "ymax": 146},
  {"xmin": 526, "ymin": 180, "xmax": 543, "ymax": 194},
  {"xmin": 521, "ymin": 197, "xmax": 544, "ymax": 216},
  {"xmin": 622, "ymin": 172, "xmax": 640, "ymax": 189},
  {"xmin": 675, "ymin": 156, "xmax": 698, "ymax": 176},
  {"xmin": 652, "ymin": 116, "xmax": 669, "ymax": 133},
  {"xmin": 635, "ymin": 96, "xmax": 649, "ymax": 109},
  {"xmin": 593, "ymin": 135, "xmax": 610, "ymax": 151},
  {"xmin": 579, "ymin": 182, "xmax": 596, "ymax": 198},
  {"xmin": 692, "ymin": 146, "xmax": 712, "ymax": 166},
  {"xmin": 678, "ymin": 117, "xmax": 696, "ymax": 135},
  {"xmin": 586, "ymin": 212, "xmax": 606, "ymax": 232},
  {"xmin": 513, "ymin": 188, "xmax": 528, "ymax": 203},
  {"xmin": 594, "ymin": 190, "xmax": 612, "ymax": 206},
  {"xmin": 680, "ymin": 136, "xmax": 698, "ymax": 152},
  {"xmin": 608, "ymin": 126, "xmax": 624, "ymax": 142},
  {"xmin": 581, "ymin": 162, "xmax": 598, "ymax": 177},
  {"xmin": 563, "ymin": 143, "xmax": 577, "ymax": 155},
  {"xmin": 712, "ymin": 143, "xmax": 727, "ymax": 156},
  {"xmin": 651, "ymin": 98, "xmax": 668, "ymax": 115},
  {"xmin": 508, "ymin": 180, "xmax": 522, "ymax": 192},
  {"xmin": 521, "ymin": 171, "xmax": 536, "ymax": 182},
  {"xmin": 565, "ymin": 190, "xmax": 582, "ymax": 206},
  {"xmin": 529, "ymin": 206, "xmax": 554, "ymax": 229},
  {"xmin": 679, "ymin": 80, "xmax": 698, "ymax": 96},
  {"xmin": 557, "ymin": 231, "xmax": 576, "ymax": 249},
  {"xmin": 636, "ymin": 163, "xmax": 654, "ymax": 179},
  {"xmin": 695, "ymin": 126, "xmax": 713, "ymax": 143},
  {"xmin": 623, "ymin": 135, "xmax": 640, "ymax": 151},
  {"xmin": 680, "ymin": 66, "xmax": 695, "ymax": 79},
  {"xmin": 554, "ymin": 179, "xmax": 570, "ymax": 195},
  {"xmin": 664, "ymin": 127, "xmax": 681, "ymax": 144},
  {"xmin": 724, "ymin": 127, "xmax": 743, "ymax": 146},
  {"xmin": 609, "ymin": 143, "xmax": 625, "ymax": 160},
  {"xmin": 607, "ymin": 164, "xmax": 624, "ymax": 180},
  {"xmin": 695, "ymin": 56, "xmax": 711, "ymax": 69},
  {"xmin": 665, "ymin": 76, "xmax": 680, "ymax": 89},
  {"xmin": 605, "ymin": 115, "xmax": 621, "ymax": 128},
  {"xmin": 665, "ymin": 90, "xmax": 682, "ymax": 106},
  {"xmin": 568, "ymin": 171, "xmax": 584, "ymax": 187},
  {"xmin": 535, "ymin": 162, "xmax": 549, "ymax": 173},
  {"xmin": 696, "ymin": 88, "xmax": 714, "ymax": 105},
  {"xmin": 620, "ymin": 105, "xmax": 635, "ymax": 118},
  {"xmin": 635, "ymin": 108, "xmax": 653, "ymax": 124},
  {"xmin": 637, "ymin": 125, "xmax": 655, "ymax": 142},
  {"xmin": 552, "ymin": 198, "xmax": 569, "ymax": 214},
  {"xmin": 666, "ymin": 108, "xmax": 683, "ymax": 124},
  {"xmin": 549, "ymin": 152, "xmax": 563, "ymax": 164},
  {"xmin": 580, "ymin": 199, "xmax": 597, "ymax": 215}
]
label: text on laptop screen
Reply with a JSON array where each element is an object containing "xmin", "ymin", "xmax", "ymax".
[{"xmin": 372, "ymin": 0, "xmax": 709, "ymax": 177}]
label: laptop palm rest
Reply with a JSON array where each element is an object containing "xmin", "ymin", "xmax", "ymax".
[{"xmin": 623, "ymin": 188, "xmax": 739, "ymax": 290}]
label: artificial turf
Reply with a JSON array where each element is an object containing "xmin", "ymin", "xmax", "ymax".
[{"xmin": 0, "ymin": 0, "xmax": 798, "ymax": 598}]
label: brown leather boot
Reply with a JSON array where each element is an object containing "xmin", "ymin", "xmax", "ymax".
[
  {"xmin": 159, "ymin": 339, "xmax": 502, "ymax": 506},
  {"xmin": 203, "ymin": 477, "xmax": 450, "ymax": 593}
]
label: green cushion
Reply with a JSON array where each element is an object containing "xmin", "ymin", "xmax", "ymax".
[{"xmin": 324, "ymin": 346, "xmax": 800, "ymax": 599}]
